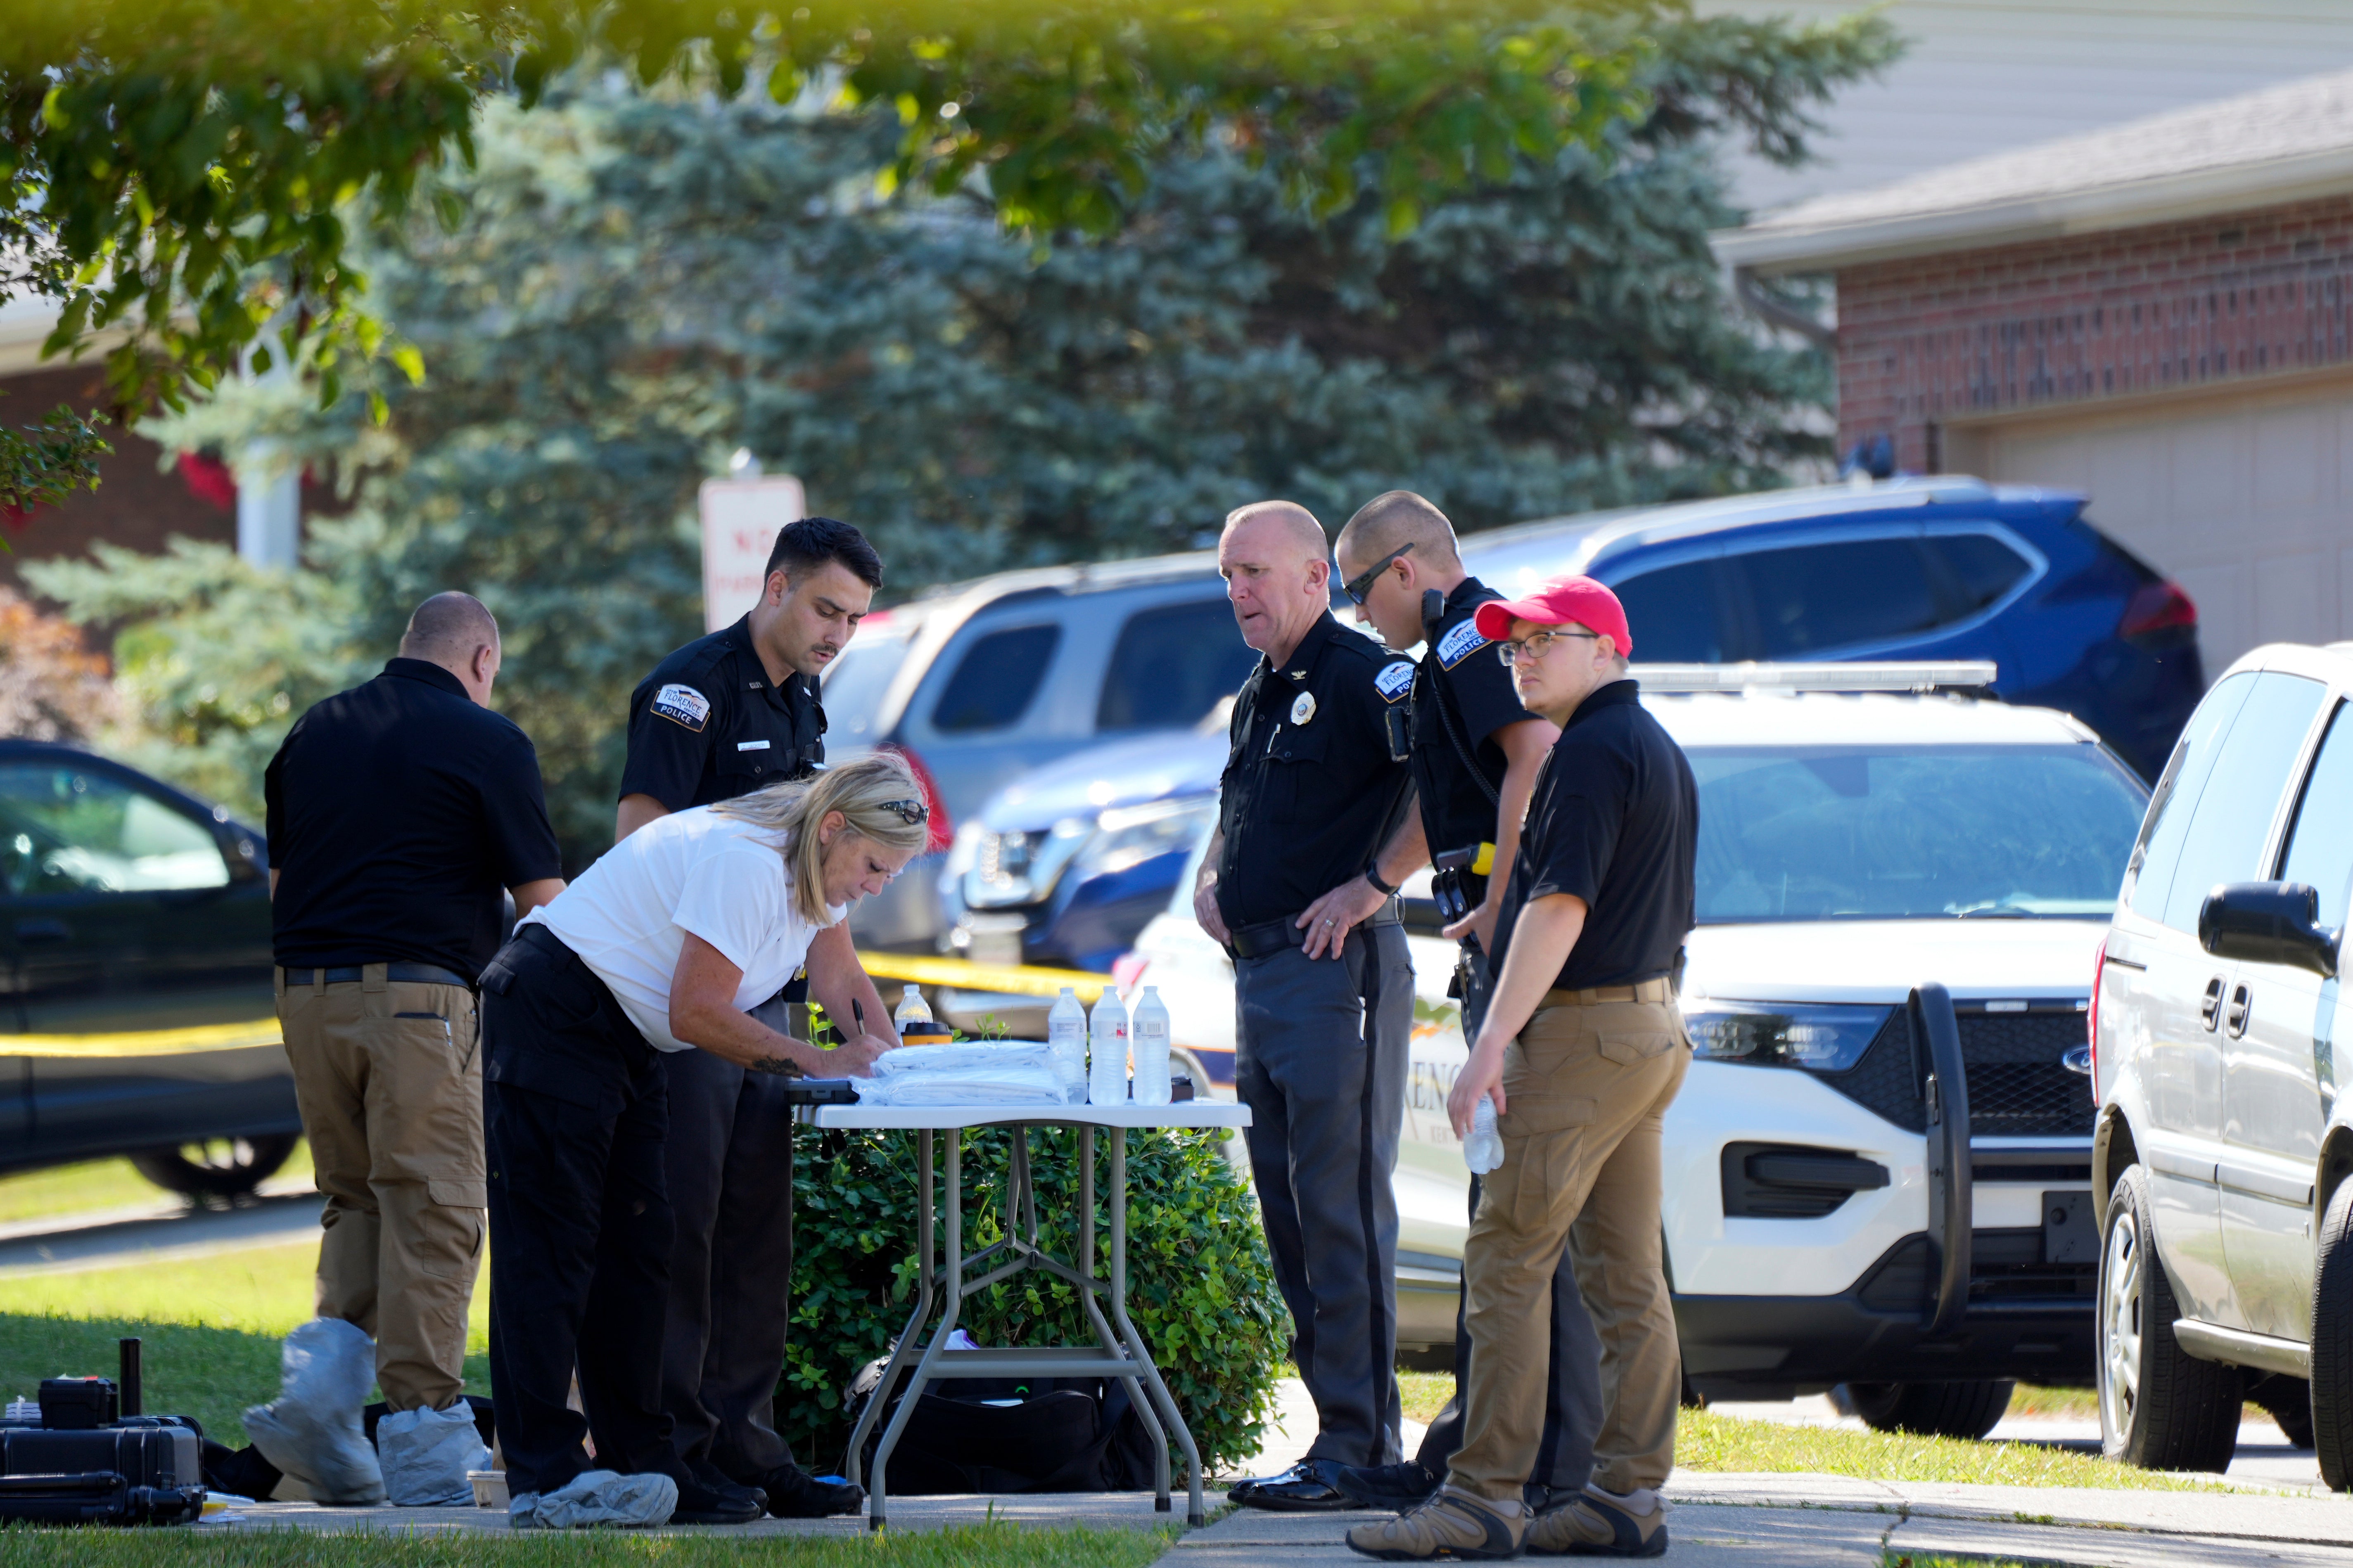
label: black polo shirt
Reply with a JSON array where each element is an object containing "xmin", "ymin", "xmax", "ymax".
[
  {"xmin": 1488, "ymin": 679, "xmax": 1697, "ymax": 992},
  {"xmin": 1215, "ymin": 612, "xmax": 1414, "ymax": 931},
  {"xmin": 265, "ymin": 658, "xmax": 564, "ymax": 980},
  {"xmin": 1410, "ymin": 575, "xmax": 1541, "ymax": 862},
  {"xmin": 617, "ymin": 615, "xmax": 827, "ymax": 811}
]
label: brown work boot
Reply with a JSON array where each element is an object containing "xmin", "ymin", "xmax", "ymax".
[
  {"xmin": 1345, "ymin": 1484, "xmax": 1525, "ymax": 1561},
  {"xmin": 1525, "ymin": 1485, "xmax": 1669, "ymax": 1557}
]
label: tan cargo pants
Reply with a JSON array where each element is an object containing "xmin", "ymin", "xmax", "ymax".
[
  {"xmin": 1450, "ymin": 981, "xmax": 1689, "ymax": 1502},
  {"xmin": 277, "ymin": 966, "xmax": 486, "ymax": 1413}
]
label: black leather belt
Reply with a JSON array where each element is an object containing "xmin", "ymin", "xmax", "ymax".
[
  {"xmin": 280, "ymin": 963, "xmax": 474, "ymax": 989},
  {"xmin": 1226, "ymin": 900, "xmax": 1401, "ymax": 960}
]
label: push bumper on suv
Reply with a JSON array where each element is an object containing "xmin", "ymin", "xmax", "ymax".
[{"xmin": 1675, "ymin": 986, "xmax": 2099, "ymax": 1397}]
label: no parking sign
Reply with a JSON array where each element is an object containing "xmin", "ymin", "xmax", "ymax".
[{"xmin": 698, "ymin": 470, "xmax": 804, "ymax": 632}]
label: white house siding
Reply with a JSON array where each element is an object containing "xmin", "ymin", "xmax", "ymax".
[{"xmin": 1699, "ymin": 0, "xmax": 2353, "ymax": 217}]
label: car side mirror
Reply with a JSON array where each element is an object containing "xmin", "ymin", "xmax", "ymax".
[{"xmin": 2199, "ymin": 881, "xmax": 2339, "ymax": 978}]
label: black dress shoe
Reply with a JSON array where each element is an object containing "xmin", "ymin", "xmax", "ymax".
[
  {"xmin": 667, "ymin": 1461, "xmax": 766, "ymax": 1525},
  {"xmin": 750, "ymin": 1463, "xmax": 866, "ymax": 1519},
  {"xmin": 1333, "ymin": 1459, "xmax": 1440, "ymax": 1511},
  {"xmin": 1230, "ymin": 1459, "xmax": 1364, "ymax": 1511}
]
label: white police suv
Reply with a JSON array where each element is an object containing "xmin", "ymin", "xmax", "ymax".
[{"xmin": 1126, "ymin": 663, "xmax": 2148, "ymax": 1438}]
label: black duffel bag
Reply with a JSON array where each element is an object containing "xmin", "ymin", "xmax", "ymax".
[{"xmin": 843, "ymin": 1353, "xmax": 1160, "ymax": 1494}]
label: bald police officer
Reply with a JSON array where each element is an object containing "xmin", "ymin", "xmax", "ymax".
[
  {"xmin": 1325, "ymin": 493, "xmax": 1598, "ymax": 1518},
  {"xmin": 1195, "ymin": 501, "xmax": 1416, "ymax": 1511},
  {"xmin": 617, "ymin": 516, "xmax": 894, "ymax": 1519}
]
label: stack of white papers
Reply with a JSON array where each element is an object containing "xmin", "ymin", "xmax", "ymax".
[{"xmin": 856, "ymin": 1040, "xmax": 1067, "ymax": 1106}]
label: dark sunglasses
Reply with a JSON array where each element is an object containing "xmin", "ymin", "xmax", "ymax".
[
  {"xmin": 1340, "ymin": 542, "xmax": 1415, "ymax": 605},
  {"xmin": 878, "ymin": 798, "xmax": 930, "ymax": 825}
]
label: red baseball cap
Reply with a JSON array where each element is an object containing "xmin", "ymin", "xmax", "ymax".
[{"xmin": 1473, "ymin": 574, "xmax": 1633, "ymax": 657}]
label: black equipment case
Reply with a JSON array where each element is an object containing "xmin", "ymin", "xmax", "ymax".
[{"xmin": 0, "ymin": 1341, "xmax": 206, "ymax": 1526}]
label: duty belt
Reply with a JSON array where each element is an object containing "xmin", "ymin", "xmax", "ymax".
[
  {"xmin": 279, "ymin": 962, "xmax": 474, "ymax": 990},
  {"xmin": 1542, "ymin": 976, "xmax": 1675, "ymax": 1007},
  {"xmin": 1226, "ymin": 898, "xmax": 1401, "ymax": 960}
]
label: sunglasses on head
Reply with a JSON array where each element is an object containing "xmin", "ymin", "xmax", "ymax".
[
  {"xmin": 878, "ymin": 798, "xmax": 930, "ymax": 825},
  {"xmin": 1340, "ymin": 542, "xmax": 1414, "ymax": 605}
]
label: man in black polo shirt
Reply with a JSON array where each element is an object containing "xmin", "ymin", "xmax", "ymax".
[
  {"xmin": 615, "ymin": 516, "xmax": 890, "ymax": 1520},
  {"xmin": 1193, "ymin": 500, "xmax": 1416, "ymax": 1511},
  {"xmin": 1348, "ymin": 575, "xmax": 1696, "ymax": 1563},
  {"xmin": 261, "ymin": 592, "xmax": 565, "ymax": 1505},
  {"xmin": 1326, "ymin": 493, "xmax": 1597, "ymax": 1518}
]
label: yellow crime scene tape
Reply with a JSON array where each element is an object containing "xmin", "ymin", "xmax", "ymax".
[{"xmin": 0, "ymin": 955, "xmax": 1109, "ymax": 1060}]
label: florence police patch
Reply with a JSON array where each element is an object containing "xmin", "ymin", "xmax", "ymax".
[
  {"xmin": 1375, "ymin": 660, "xmax": 1415, "ymax": 703},
  {"xmin": 650, "ymin": 682, "xmax": 711, "ymax": 732},
  {"xmin": 1437, "ymin": 618, "xmax": 1489, "ymax": 669}
]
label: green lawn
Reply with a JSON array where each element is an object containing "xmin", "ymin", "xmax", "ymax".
[
  {"xmin": 1397, "ymin": 1369, "xmax": 1451, "ymax": 1425},
  {"xmin": 0, "ymin": 1144, "xmax": 317, "ymax": 1229},
  {"xmin": 0, "ymin": 1525, "xmax": 1173, "ymax": 1566},
  {"xmin": 1674, "ymin": 1407, "xmax": 2220, "ymax": 1490},
  {"xmin": 0, "ymin": 1237, "xmax": 487, "ymax": 1444}
]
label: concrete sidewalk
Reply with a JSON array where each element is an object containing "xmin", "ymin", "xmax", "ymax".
[{"xmin": 199, "ymin": 1470, "xmax": 2353, "ymax": 1566}]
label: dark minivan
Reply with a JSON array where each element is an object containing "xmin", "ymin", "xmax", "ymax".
[{"xmin": 0, "ymin": 741, "xmax": 296, "ymax": 1197}]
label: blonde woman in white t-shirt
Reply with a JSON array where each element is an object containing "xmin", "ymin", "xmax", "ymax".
[{"xmin": 478, "ymin": 752, "xmax": 927, "ymax": 1529}]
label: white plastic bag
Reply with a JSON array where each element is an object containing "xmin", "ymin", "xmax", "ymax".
[
  {"xmin": 378, "ymin": 1400, "xmax": 492, "ymax": 1507},
  {"xmin": 243, "ymin": 1317, "xmax": 387, "ymax": 1505},
  {"xmin": 513, "ymin": 1469, "xmax": 678, "ymax": 1529}
]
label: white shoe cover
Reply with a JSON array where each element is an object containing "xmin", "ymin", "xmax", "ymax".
[
  {"xmin": 378, "ymin": 1401, "xmax": 492, "ymax": 1506},
  {"xmin": 242, "ymin": 1318, "xmax": 387, "ymax": 1505},
  {"xmin": 510, "ymin": 1469, "xmax": 677, "ymax": 1530}
]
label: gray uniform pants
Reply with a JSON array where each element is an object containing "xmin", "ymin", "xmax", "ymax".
[
  {"xmin": 659, "ymin": 1030, "xmax": 799, "ymax": 1480},
  {"xmin": 1233, "ymin": 920, "xmax": 1412, "ymax": 1468},
  {"xmin": 1413, "ymin": 952, "xmax": 1601, "ymax": 1499}
]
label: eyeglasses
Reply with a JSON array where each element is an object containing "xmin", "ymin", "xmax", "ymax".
[
  {"xmin": 1497, "ymin": 628, "xmax": 1601, "ymax": 667},
  {"xmin": 1340, "ymin": 542, "xmax": 1415, "ymax": 605},
  {"xmin": 878, "ymin": 798, "xmax": 930, "ymax": 825}
]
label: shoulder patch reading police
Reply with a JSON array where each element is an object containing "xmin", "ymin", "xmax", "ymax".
[
  {"xmin": 1375, "ymin": 660, "xmax": 1416, "ymax": 703},
  {"xmin": 1437, "ymin": 617, "xmax": 1489, "ymax": 670},
  {"xmin": 650, "ymin": 683, "xmax": 711, "ymax": 732}
]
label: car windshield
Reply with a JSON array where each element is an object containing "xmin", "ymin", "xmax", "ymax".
[{"xmin": 1691, "ymin": 744, "xmax": 2147, "ymax": 923}]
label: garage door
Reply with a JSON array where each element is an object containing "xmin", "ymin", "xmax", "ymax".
[{"xmin": 1976, "ymin": 377, "xmax": 2353, "ymax": 675}]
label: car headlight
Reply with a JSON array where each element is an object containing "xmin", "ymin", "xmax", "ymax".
[
  {"xmin": 963, "ymin": 818, "xmax": 1090, "ymax": 909},
  {"xmin": 1682, "ymin": 1001, "xmax": 1892, "ymax": 1072}
]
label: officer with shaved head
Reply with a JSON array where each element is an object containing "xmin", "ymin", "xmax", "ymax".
[{"xmin": 1196, "ymin": 500, "xmax": 1417, "ymax": 1510}]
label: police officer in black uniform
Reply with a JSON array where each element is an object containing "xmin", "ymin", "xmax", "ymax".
[
  {"xmin": 615, "ymin": 515, "xmax": 894, "ymax": 1518},
  {"xmin": 1193, "ymin": 500, "xmax": 1418, "ymax": 1511},
  {"xmin": 1323, "ymin": 492, "xmax": 1602, "ymax": 1516}
]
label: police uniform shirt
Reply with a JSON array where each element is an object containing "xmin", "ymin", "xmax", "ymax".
[
  {"xmin": 618, "ymin": 615, "xmax": 827, "ymax": 811},
  {"xmin": 1410, "ymin": 575, "xmax": 1541, "ymax": 862},
  {"xmin": 266, "ymin": 658, "xmax": 564, "ymax": 980},
  {"xmin": 1487, "ymin": 679, "xmax": 1698, "ymax": 992},
  {"xmin": 1214, "ymin": 611, "xmax": 1414, "ymax": 931}
]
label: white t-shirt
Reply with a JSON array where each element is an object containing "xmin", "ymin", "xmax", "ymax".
[{"xmin": 522, "ymin": 809, "xmax": 842, "ymax": 1053}]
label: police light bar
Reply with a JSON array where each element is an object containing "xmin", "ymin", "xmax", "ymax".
[{"xmin": 1631, "ymin": 661, "xmax": 1998, "ymax": 694}]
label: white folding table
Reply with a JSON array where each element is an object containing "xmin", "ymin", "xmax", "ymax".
[{"xmin": 800, "ymin": 1101, "xmax": 1252, "ymax": 1530}]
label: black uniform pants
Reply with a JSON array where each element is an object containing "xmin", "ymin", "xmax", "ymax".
[
  {"xmin": 660, "ymin": 1031, "xmax": 799, "ymax": 1480},
  {"xmin": 1414, "ymin": 946, "xmax": 1602, "ymax": 1499},
  {"xmin": 1233, "ymin": 920, "xmax": 1412, "ymax": 1468},
  {"xmin": 482, "ymin": 926, "xmax": 678, "ymax": 1498}
]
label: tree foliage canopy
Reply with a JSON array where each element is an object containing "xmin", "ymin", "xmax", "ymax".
[
  {"xmin": 28, "ymin": 6, "xmax": 1896, "ymax": 864},
  {"xmin": 2, "ymin": 0, "xmax": 1696, "ymax": 507}
]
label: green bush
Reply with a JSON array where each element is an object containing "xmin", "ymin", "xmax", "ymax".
[{"xmin": 782, "ymin": 1125, "xmax": 1281, "ymax": 1478}]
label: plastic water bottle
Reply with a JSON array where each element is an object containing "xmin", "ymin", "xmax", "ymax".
[
  {"xmin": 1131, "ymin": 987, "xmax": 1172, "ymax": 1106},
  {"xmin": 894, "ymin": 986, "xmax": 933, "ymax": 1034},
  {"xmin": 1463, "ymin": 1094, "xmax": 1504, "ymax": 1175},
  {"xmin": 1047, "ymin": 988, "xmax": 1088, "ymax": 1101},
  {"xmin": 1089, "ymin": 990, "xmax": 1130, "ymax": 1105}
]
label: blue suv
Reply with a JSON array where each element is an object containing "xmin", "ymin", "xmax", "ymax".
[{"xmin": 939, "ymin": 475, "xmax": 2204, "ymax": 970}]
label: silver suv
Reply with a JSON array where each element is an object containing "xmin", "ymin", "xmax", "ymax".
[
  {"xmin": 818, "ymin": 553, "xmax": 1258, "ymax": 947},
  {"xmin": 2093, "ymin": 640, "xmax": 2353, "ymax": 1477}
]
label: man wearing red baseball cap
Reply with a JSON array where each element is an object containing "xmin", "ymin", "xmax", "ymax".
[{"xmin": 1348, "ymin": 576, "xmax": 1698, "ymax": 1562}]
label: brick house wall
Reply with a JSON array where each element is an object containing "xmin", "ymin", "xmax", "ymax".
[{"xmin": 1835, "ymin": 194, "xmax": 2353, "ymax": 472}]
